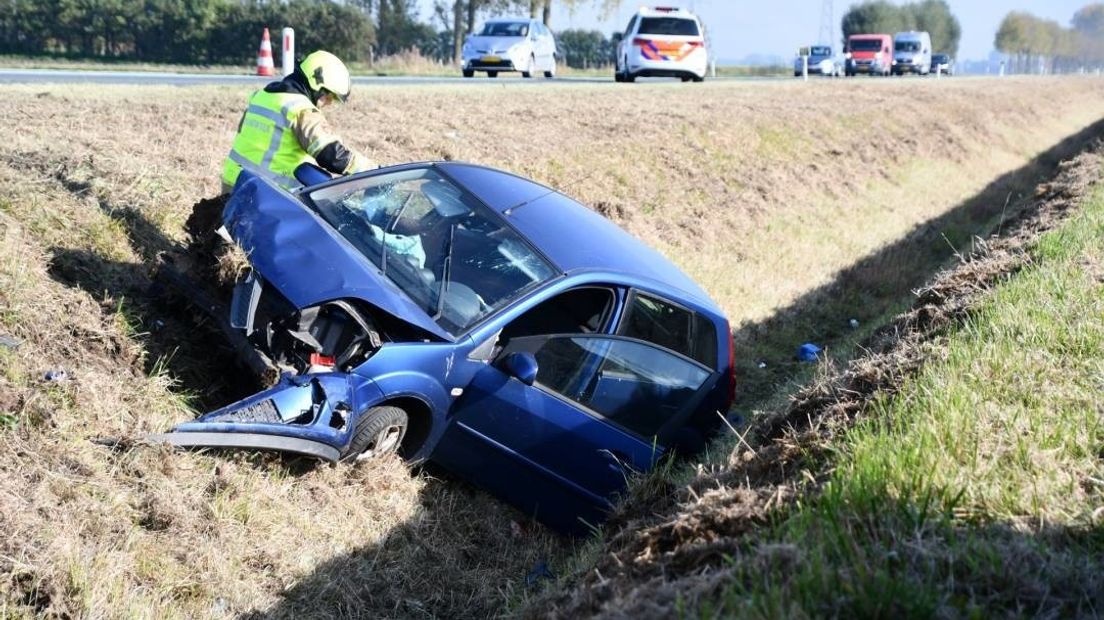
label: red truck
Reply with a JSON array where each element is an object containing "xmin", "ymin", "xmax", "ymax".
[{"xmin": 845, "ymin": 33, "xmax": 892, "ymax": 76}]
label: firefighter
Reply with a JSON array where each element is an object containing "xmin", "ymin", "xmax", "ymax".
[{"xmin": 221, "ymin": 50, "xmax": 374, "ymax": 193}]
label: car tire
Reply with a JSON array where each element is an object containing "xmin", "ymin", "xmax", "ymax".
[
  {"xmin": 487, "ymin": 71, "xmax": 498, "ymax": 78},
  {"xmin": 343, "ymin": 405, "xmax": 408, "ymax": 462},
  {"xmin": 614, "ymin": 71, "xmax": 624, "ymax": 82},
  {"xmin": 521, "ymin": 55, "xmax": 535, "ymax": 78},
  {"xmin": 692, "ymin": 75, "xmax": 704, "ymax": 82},
  {"xmin": 624, "ymin": 72, "xmax": 636, "ymax": 83},
  {"xmin": 544, "ymin": 64, "xmax": 555, "ymax": 79},
  {"xmin": 462, "ymin": 69, "xmax": 474, "ymax": 78}
]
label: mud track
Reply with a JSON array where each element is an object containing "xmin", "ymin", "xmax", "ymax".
[{"xmin": 535, "ymin": 144, "xmax": 1104, "ymax": 619}]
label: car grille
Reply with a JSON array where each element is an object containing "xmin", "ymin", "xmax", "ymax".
[{"xmin": 207, "ymin": 398, "xmax": 282, "ymax": 424}]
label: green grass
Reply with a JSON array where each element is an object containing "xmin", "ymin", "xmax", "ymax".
[{"xmin": 705, "ymin": 185, "xmax": 1104, "ymax": 617}]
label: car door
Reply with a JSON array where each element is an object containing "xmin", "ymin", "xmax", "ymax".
[
  {"xmin": 432, "ymin": 333, "xmax": 713, "ymax": 533},
  {"xmin": 538, "ymin": 23, "xmax": 555, "ymax": 69}
]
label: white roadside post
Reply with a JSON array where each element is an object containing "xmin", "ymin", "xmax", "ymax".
[
  {"xmin": 281, "ymin": 27, "xmax": 295, "ymax": 76},
  {"xmin": 799, "ymin": 46, "xmax": 810, "ymax": 81}
]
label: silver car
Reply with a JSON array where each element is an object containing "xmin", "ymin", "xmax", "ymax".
[{"xmin": 462, "ymin": 19, "xmax": 557, "ymax": 78}]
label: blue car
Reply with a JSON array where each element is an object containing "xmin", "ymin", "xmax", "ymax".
[{"xmin": 156, "ymin": 163, "xmax": 735, "ymax": 533}]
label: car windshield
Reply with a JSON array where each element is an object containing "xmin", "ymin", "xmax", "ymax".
[
  {"xmin": 638, "ymin": 17, "xmax": 699, "ymax": 36},
  {"xmin": 307, "ymin": 168, "xmax": 558, "ymax": 334},
  {"xmin": 895, "ymin": 40, "xmax": 921, "ymax": 52},
  {"xmin": 811, "ymin": 46, "xmax": 831, "ymax": 57},
  {"xmin": 849, "ymin": 38, "xmax": 882, "ymax": 52},
  {"xmin": 480, "ymin": 22, "xmax": 528, "ymax": 37}
]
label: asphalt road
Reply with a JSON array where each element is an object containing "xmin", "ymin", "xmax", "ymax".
[
  {"xmin": 0, "ymin": 68, "xmax": 619, "ymax": 86},
  {"xmin": 0, "ymin": 68, "xmax": 788, "ymax": 86}
]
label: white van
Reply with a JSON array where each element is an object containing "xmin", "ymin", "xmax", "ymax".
[{"xmin": 892, "ymin": 31, "xmax": 931, "ymax": 75}]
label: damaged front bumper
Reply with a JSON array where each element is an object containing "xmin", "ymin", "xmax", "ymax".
[{"xmin": 148, "ymin": 371, "xmax": 382, "ymax": 462}]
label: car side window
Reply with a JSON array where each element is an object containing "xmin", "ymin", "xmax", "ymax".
[
  {"xmin": 509, "ymin": 335, "xmax": 711, "ymax": 439},
  {"xmin": 617, "ymin": 292, "xmax": 717, "ymax": 367},
  {"xmin": 497, "ymin": 287, "xmax": 615, "ymax": 346},
  {"xmin": 624, "ymin": 16, "xmax": 637, "ymax": 37}
]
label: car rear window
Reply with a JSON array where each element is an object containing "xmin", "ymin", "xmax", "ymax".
[
  {"xmin": 618, "ymin": 293, "xmax": 717, "ymax": 367},
  {"xmin": 638, "ymin": 17, "xmax": 699, "ymax": 37}
]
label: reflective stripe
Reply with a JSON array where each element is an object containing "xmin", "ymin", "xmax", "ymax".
[
  {"xmin": 259, "ymin": 124, "xmax": 285, "ymax": 170},
  {"xmin": 245, "ymin": 104, "xmax": 288, "ymax": 128},
  {"xmin": 228, "ymin": 150, "xmax": 299, "ymax": 188},
  {"xmin": 258, "ymin": 100, "xmax": 310, "ymax": 172}
]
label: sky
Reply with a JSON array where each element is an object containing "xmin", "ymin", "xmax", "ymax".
[{"xmin": 416, "ymin": 1, "xmax": 1094, "ymax": 62}]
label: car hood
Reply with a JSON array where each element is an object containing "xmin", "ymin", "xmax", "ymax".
[
  {"xmin": 467, "ymin": 35, "xmax": 526, "ymax": 53},
  {"xmin": 223, "ymin": 175, "xmax": 453, "ymax": 342}
]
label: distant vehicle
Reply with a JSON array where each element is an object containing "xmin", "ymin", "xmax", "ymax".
[
  {"xmin": 794, "ymin": 45, "xmax": 842, "ymax": 77},
  {"xmin": 931, "ymin": 54, "xmax": 954, "ymax": 76},
  {"xmin": 461, "ymin": 18, "xmax": 557, "ymax": 78},
  {"xmin": 845, "ymin": 34, "xmax": 892, "ymax": 76},
  {"xmin": 615, "ymin": 6, "xmax": 708, "ymax": 83},
  {"xmin": 892, "ymin": 31, "xmax": 932, "ymax": 75}
]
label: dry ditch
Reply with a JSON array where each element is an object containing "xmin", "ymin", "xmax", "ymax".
[{"xmin": 534, "ymin": 143, "xmax": 1104, "ymax": 619}]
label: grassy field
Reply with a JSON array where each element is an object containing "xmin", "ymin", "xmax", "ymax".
[
  {"xmin": 725, "ymin": 166, "xmax": 1104, "ymax": 617},
  {"xmin": 544, "ymin": 146, "xmax": 1104, "ymax": 618},
  {"xmin": 1, "ymin": 77, "xmax": 1104, "ymax": 617}
]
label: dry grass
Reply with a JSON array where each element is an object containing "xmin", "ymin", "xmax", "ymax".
[{"xmin": 1, "ymin": 77, "xmax": 1104, "ymax": 617}]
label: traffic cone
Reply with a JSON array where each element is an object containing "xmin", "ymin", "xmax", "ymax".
[{"xmin": 256, "ymin": 27, "xmax": 275, "ymax": 76}]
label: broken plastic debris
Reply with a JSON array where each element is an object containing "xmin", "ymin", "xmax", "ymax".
[
  {"xmin": 525, "ymin": 560, "xmax": 555, "ymax": 587},
  {"xmin": 849, "ymin": 318, "xmax": 860, "ymax": 329},
  {"xmin": 796, "ymin": 343, "xmax": 822, "ymax": 362},
  {"xmin": 44, "ymin": 369, "xmax": 69, "ymax": 382},
  {"xmin": 757, "ymin": 361, "xmax": 767, "ymax": 369}
]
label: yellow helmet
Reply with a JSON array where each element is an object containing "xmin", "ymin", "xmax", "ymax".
[{"xmin": 300, "ymin": 50, "xmax": 352, "ymax": 102}]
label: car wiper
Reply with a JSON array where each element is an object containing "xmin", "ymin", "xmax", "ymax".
[
  {"xmin": 432, "ymin": 224, "xmax": 456, "ymax": 321},
  {"xmin": 381, "ymin": 192, "xmax": 415, "ymax": 277}
]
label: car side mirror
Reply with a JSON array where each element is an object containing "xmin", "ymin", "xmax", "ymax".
[{"xmin": 501, "ymin": 352, "xmax": 538, "ymax": 386}]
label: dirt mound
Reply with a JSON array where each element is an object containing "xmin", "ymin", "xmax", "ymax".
[{"xmin": 533, "ymin": 145, "xmax": 1104, "ymax": 619}]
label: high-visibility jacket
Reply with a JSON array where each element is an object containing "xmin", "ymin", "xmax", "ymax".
[{"xmin": 221, "ymin": 90, "xmax": 318, "ymax": 190}]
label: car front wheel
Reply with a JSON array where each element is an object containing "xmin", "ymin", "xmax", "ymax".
[
  {"xmin": 487, "ymin": 71, "xmax": 498, "ymax": 78},
  {"xmin": 462, "ymin": 69, "xmax": 474, "ymax": 78},
  {"xmin": 344, "ymin": 406, "xmax": 408, "ymax": 462}
]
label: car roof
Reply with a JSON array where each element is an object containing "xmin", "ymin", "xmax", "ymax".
[
  {"xmin": 435, "ymin": 162, "xmax": 719, "ymax": 310},
  {"xmin": 484, "ymin": 18, "xmax": 531, "ymax": 24},
  {"xmin": 637, "ymin": 6, "xmax": 698, "ymax": 19}
]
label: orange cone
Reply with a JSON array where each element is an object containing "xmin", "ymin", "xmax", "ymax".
[{"xmin": 256, "ymin": 27, "xmax": 275, "ymax": 76}]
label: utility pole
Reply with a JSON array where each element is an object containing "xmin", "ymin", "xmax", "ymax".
[{"xmin": 818, "ymin": 0, "xmax": 834, "ymax": 46}]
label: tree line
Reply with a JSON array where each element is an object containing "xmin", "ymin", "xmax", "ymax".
[
  {"xmin": 0, "ymin": 0, "xmax": 376, "ymax": 64},
  {"xmin": 995, "ymin": 4, "xmax": 1104, "ymax": 74},
  {"xmin": 0, "ymin": 0, "xmax": 627, "ymax": 66},
  {"xmin": 840, "ymin": 0, "xmax": 961, "ymax": 56}
]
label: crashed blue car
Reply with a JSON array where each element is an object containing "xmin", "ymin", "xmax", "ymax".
[{"xmin": 156, "ymin": 162, "xmax": 735, "ymax": 533}]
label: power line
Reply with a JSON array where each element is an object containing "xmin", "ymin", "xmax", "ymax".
[{"xmin": 818, "ymin": 0, "xmax": 834, "ymax": 46}]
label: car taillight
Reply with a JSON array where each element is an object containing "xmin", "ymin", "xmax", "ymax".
[
  {"xmin": 687, "ymin": 40, "xmax": 704, "ymax": 48},
  {"xmin": 725, "ymin": 321, "xmax": 736, "ymax": 410}
]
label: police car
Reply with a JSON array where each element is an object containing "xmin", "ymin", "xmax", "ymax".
[{"xmin": 615, "ymin": 6, "xmax": 708, "ymax": 83}]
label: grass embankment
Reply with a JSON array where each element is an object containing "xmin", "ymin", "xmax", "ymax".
[
  {"xmin": 716, "ymin": 158, "xmax": 1104, "ymax": 618},
  {"xmin": 1, "ymin": 78, "xmax": 1104, "ymax": 617},
  {"xmin": 539, "ymin": 149, "xmax": 1104, "ymax": 618}
]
